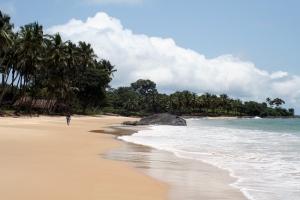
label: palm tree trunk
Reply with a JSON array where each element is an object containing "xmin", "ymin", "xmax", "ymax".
[
  {"xmin": 1, "ymin": 74, "xmax": 4, "ymax": 86},
  {"xmin": 0, "ymin": 68, "xmax": 12, "ymax": 105},
  {"xmin": 11, "ymin": 67, "xmax": 15, "ymax": 87}
]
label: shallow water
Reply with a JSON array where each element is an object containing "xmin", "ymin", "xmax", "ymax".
[
  {"xmin": 105, "ymin": 141, "xmax": 246, "ymax": 200},
  {"xmin": 119, "ymin": 118, "xmax": 300, "ymax": 200}
]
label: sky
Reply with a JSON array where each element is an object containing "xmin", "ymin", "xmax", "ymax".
[{"xmin": 1, "ymin": 0, "xmax": 300, "ymax": 111}]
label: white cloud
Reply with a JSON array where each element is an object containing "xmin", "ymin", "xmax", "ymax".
[
  {"xmin": 270, "ymin": 71, "xmax": 288, "ymax": 79},
  {"xmin": 85, "ymin": 0, "xmax": 143, "ymax": 5},
  {"xmin": 47, "ymin": 12, "xmax": 300, "ymax": 111}
]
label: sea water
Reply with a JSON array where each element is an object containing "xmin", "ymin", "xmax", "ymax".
[{"xmin": 119, "ymin": 118, "xmax": 300, "ymax": 200}]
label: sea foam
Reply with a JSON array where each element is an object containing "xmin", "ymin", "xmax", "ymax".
[{"xmin": 119, "ymin": 118, "xmax": 300, "ymax": 200}]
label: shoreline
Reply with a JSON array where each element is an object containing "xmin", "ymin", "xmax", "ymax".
[
  {"xmin": 103, "ymin": 125, "xmax": 248, "ymax": 200},
  {"xmin": 0, "ymin": 115, "xmax": 248, "ymax": 200},
  {"xmin": 1, "ymin": 111, "xmax": 297, "ymax": 119},
  {"xmin": 0, "ymin": 116, "xmax": 168, "ymax": 200}
]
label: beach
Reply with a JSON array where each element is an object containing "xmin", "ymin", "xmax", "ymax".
[
  {"xmin": 118, "ymin": 118, "xmax": 300, "ymax": 200},
  {"xmin": 0, "ymin": 116, "xmax": 247, "ymax": 200},
  {"xmin": 106, "ymin": 139, "xmax": 248, "ymax": 200},
  {"xmin": 0, "ymin": 116, "xmax": 167, "ymax": 200}
]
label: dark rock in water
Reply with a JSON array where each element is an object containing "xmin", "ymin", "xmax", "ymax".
[{"xmin": 123, "ymin": 113, "xmax": 187, "ymax": 126}]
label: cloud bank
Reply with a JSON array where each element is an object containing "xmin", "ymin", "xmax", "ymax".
[{"xmin": 48, "ymin": 12, "xmax": 300, "ymax": 110}]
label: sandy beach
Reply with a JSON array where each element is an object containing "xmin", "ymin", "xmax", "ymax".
[
  {"xmin": 107, "ymin": 141, "xmax": 248, "ymax": 200},
  {"xmin": 0, "ymin": 115, "xmax": 247, "ymax": 200},
  {"xmin": 0, "ymin": 116, "xmax": 167, "ymax": 200}
]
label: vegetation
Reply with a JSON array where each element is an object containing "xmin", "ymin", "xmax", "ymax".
[
  {"xmin": 105, "ymin": 79, "xmax": 294, "ymax": 117},
  {"xmin": 0, "ymin": 10, "xmax": 115, "ymax": 114},
  {"xmin": 0, "ymin": 10, "xmax": 295, "ymax": 117}
]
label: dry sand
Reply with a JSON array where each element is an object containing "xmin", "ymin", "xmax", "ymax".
[
  {"xmin": 0, "ymin": 115, "xmax": 247, "ymax": 200},
  {"xmin": 0, "ymin": 116, "xmax": 167, "ymax": 200}
]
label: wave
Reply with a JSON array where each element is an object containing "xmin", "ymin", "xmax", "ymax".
[{"xmin": 119, "ymin": 120, "xmax": 300, "ymax": 200}]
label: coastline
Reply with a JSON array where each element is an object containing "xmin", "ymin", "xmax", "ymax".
[
  {"xmin": 0, "ymin": 115, "xmax": 247, "ymax": 200},
  {"xmin": 0, "ymin": 116, "xmax": 168, "ymax": 200},
  {"xmin": 104, "ymin": 125, "xmax": 248, "ymax": 200}
]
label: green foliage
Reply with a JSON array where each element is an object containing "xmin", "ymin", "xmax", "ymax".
[
  {"xmin": 0, "ymin": 11, "xmax": 295, "ymax": 117},
  {"xmin": 266, "ymin": 97, "xmax": 286, "ymax": 107},
  {"xmin": 106, "ymin": 80, "xmax": 295, "ymax": 118},
  {"xmin": 0, "ymin": 11, "xmax": 115, "ymax": 114},
  {"xmin": 131, "ymin": 79, "xmax": 157, "ymax": 96}
]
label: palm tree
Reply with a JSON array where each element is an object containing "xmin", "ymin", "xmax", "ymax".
[
  {"xmin": 0, "ymin": 12, "xmax": 118, "ymax": 114},
  {"xmin": 5, "ymin": 22, "xmax": 45, "ymax": 111},
  {"xmin": 100, "ymin": 59, "xmax": 116, "ymax": 80},
  {"xmin": 266, "ymin": 97, "xmax": 272, "ymax": 107},
  {"xmin": 0, "ymin": 11, "xmax": 13, "ymax": 52},
  {"xmin": 0, "ymin": 11, "xmax": 13, "ymax": 87},
  {"xmin": 43, "ymin": 33, "xmax": 72, "ymax": 111},
  {"xmin": 272, "ymin": 98, "xmax": 285, "ymax": 107},
  {"xmin": 230, "ymin": 99, "xmax": 242, "ymax": 116},
  {"xmin": 78, "ymin": 41, "xmax": 96, "ymax": 69},
  {"xmin": 0, "ymin": 11, "xmax": 14, "ymax": 106},
  {"xmin": 17, "ymin": 22, "xmax": 44, "ymax": 88}
]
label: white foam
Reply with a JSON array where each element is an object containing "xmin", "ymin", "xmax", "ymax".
[{"xmin": 119, "ymin": 120, "xmax": 300, "ymax": 200}]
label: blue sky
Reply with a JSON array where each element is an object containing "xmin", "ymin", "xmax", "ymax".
[
  {"xmin": 1, "ymin": 0, "xmax": 299, "ymax": 75},
  {"xmin": 1, "ymin": 0, "xmax": 300, "ymax": 112}
]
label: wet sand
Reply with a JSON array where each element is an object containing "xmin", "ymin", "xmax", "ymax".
[
  {"xmin": 0, "ymin": 115, "xmax": 247, "ymax": 200},
  {"xmin": 105, "ymin": 126, "xmax": 248, "ymax": 200}
]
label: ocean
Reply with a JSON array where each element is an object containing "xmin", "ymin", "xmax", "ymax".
[{"xmin": 119, "ymin": 118, "xmax": 300, "ymax": 200}]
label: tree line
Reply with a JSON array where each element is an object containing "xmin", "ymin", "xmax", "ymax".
[
  {"xmin": 0, "ymin": 10, "xmax": 115, "ymax": 114},
  {"xmin": 0, "ymin": 10, "xmax": 295, "ymax": 117},
  {"xmin": 105, "ymin": 79, "xmax": 294, "ymax": 117}
]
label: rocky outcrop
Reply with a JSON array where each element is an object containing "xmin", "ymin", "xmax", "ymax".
[{"xmin": 123, "ymin": 113, "xmax": 187, "ymax": 126}]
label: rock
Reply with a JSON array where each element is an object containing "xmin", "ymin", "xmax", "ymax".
[
  {"xmin": 123, "ymin": 121, "xmax": 138, "ymax": 126},
  {"xmin": 123, "ymin": 113, "xmax": 186, "ymax": 126}
]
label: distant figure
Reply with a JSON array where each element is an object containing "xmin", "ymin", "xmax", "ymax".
[{"xmin": 66, "ymin": 114, "xmax": 71, "ymax": 126}]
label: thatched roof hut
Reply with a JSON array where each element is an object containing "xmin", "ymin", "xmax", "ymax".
[{"xmin": 14, "ymin": 97, "xmax": 57, "ymax": 111}]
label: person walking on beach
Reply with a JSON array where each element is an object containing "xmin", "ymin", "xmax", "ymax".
[{"xmin": 66, "ymin": 113, "xmax": 71, "ymax": 126}]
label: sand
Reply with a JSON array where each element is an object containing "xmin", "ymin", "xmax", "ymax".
[
  {"xmin": 0, "ymin": 116, "xmax": 167, "ymax": 200},
  {"xmin": 0, "ymin": 115, "xmax": 247, "ymax": 200},
  {"xmin": 107, "ymin": 141, "xmax": 248, "ymax": 200}
]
